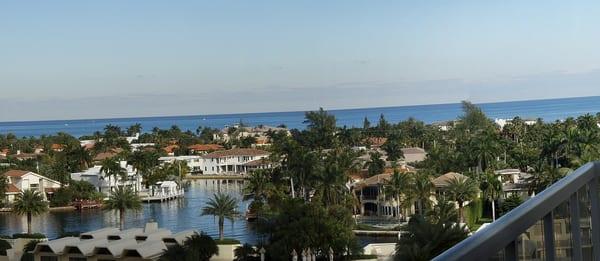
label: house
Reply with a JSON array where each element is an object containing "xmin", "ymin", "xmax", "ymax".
[
  {"xmin": 213, "ymin": 124, "xmax": 290, "ymax": 143},
  {"xmin": 401, "ymin": 147, "xmax": 427, "ymax": 163},
  {"xmin": 163, "ymin": 145, "xmax": 179, "ymax": 156},
  {"xmin": 33, "ymin": 222, "xmax": 199, "ymax": 261},
  {"xmin": 201, "ymin": 148, "xmax": 269, "ymax": 175},
  {"xmin": 2, "ymin": 170, "xmax": 62, "ymax": 203},
  {"xmin": 92, "ymin": 148, "xmax": 124, "ymax": 163},
  {"xmin": 187, "ymin": 144, "xmax": 224, "ymax": 155},
  {"xmin": 158, "ymin": 155, "xmax": 203, "ymax": 173},
  {"xmin": 51, "ymin": 144, "xmax": 65, "ymax": 152},
  {"xmin": 71, "ymin": 162, "xmax": 141, "ymax": 195},
  {"xmin": 494, "ymin": 169, "xmax": 532, "ymax": 199}
]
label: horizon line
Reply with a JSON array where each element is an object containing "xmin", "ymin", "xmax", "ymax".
[{"xmin": 1, "ymin": 94, "xmax": 598, "ymax": 125}]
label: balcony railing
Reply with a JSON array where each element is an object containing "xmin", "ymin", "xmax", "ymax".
[{"xmin": 434, "ymin": 161, "xmax": 600, "ymax": 261}]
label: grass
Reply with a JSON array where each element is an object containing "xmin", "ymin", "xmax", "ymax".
[{"xmin": 470, "ymin": 217, "xmax": 493, "ymax": 232}]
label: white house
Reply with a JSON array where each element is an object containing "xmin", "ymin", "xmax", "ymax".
[
  {"xmin": 201, "ymin": 148, "xmax": 270, "ymax": 175},
  {"xmin": 71, "ymin": 162, "xmax": 142, "ymax": 195},
  {"xmin": 2, "ymin": 170, "xmax": 62, "ymax": 203},
  {"xmin": 158, "ymin": 155, "xmax": 203, "ymax": 173}
]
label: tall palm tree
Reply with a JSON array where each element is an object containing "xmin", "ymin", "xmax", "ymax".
[
  {"xmin": 100, "ymin": 158, "xmax": 126, "ymax": 192},
  {"xmin": 385, "ymin": 170, "xmax": 413, "ymax": 219},
  {"xmin": 479, "ymin": 171, "xmax": 502, "ymax": 221},
  {"xmin": 103, "ymin": 187, "xmax": 142, "ymax": 230},
  {"xmin": 446, "ymin": 176, "xmax": 479, "ymax": 223},
  {"xmin": 412, "ymin": 171, "xmax": 433, "ymax": 215},
  {"xmin": 201, "ymin": 193, "xmax": 240, "ymax": 240},
  {"xmin": 12, "ymin": 189, "xmax": 48, "ymax": 234}
]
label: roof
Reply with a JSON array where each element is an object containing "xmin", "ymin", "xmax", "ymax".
[
  {"xmin": 163, "ymin": 230, "xmax": 198, "ymax": 245},
  {"xmin": 80, "ymin": 227, "xmax": 121, "ymax": 240},
  {"xmin": 94, "ymin": 238, "xmax": 139, "ymax": 257},
  {"xmin": 243, "ymin": 158, "xmax": 271, "ymax": 167},
  {"xmin": 432, "ymin": 172, "xmax": 469, "ymax": 188},
  {"xmin": 188, "ymin": 144, "xmax": 223, "ymax": 151},
  {"xmin": 3, "ymin": 170, "xmax": 31, "ymax": 177},
  {"xmin": 202, "ymin": 148, "xmax": 269, "ymax": 159},
  {"xmin": 51, "ymin": 144, "xmax": 64, "ymax": 150},
  {"xmin": 163, "ymin": 145, "xmax": 179, "ymax": 153},
  {"xmin": 5, "ymin": 183, "xmax": 20, "ymax": 193},
  {"xmin": 66, "ymin": 238, "xmax": 108, "ymax": 256},
  {"xmin": 93, "ymin": 149, "xmax": 123, "ymax": 161},
  {"xmin": 365, "ymin": 137, "xmax": 387, "ymax": 147},
  {"xmin": 123, "ymin": 240, "xmax": 167, "ymax": 259},
  {"xmin": 401, "ymin": 147, "xmax": 426, "ymax": 154},
  {"xmin": 34, "ymin": 237, "xmax": 81, "ymax": 255}
]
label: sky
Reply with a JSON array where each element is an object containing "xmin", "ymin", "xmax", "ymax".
[{"xmin": 2, "ymin": 1, "xmax": 600, "ymax": 121}]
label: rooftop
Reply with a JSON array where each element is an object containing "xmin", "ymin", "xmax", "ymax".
[{"xmin": 202, "ymin": 148, "xmax": 269, "ymax": 159}]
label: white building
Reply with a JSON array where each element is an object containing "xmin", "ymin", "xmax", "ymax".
[
  {"xmin": 33, "ymin": 222, "xmax": 198, "ymax": 261},
  {"xmin": 71, "ymin": 161, "xmax": 142, "ymax": 195},
  {"xmin": 2, "ymin": 170, "xmax": 62, "ymax": 203},
  {"xmin": 158, "ymin": 155, "xmax": 203, "ymax": 173},
  {"xmin": 201, "ymin": 148, "xmax": 269, "ymax": 175}
]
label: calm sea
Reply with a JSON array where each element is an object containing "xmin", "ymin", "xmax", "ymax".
[{"xmin": 2, "ymin": 96, "xmax": 600, "ymax": 137}]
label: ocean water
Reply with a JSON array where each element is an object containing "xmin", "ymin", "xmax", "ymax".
[{"xmin": 2, "ymin": 96, "xmax": 600, "ymax": 137}]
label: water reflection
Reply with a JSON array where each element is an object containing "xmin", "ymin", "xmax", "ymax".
[{"xmin": 0, "ymin": 179, "xmax": 262, "ymax": 244}]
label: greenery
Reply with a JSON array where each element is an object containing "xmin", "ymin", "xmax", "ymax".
[
  {"xmin": 160, "ymin": 233, "xmax": 218, "ymax": 261},
  {"xmin": 0, "ymin": 239, "xmax": 11, "ymax": 256},
  {"xmin": 201, "ymin": 193, "xmax": 240, "ymax": 241},
  {"xmin": 103, "ymin": 187, "xmax": 142, "ymax": 229},
  {"xmin": 12, "ymin": 190, "xmax": 49, "ymax": 234},
  {"xmin": 11, "ymin": 233, "xmax": 47, "ymax": 239},
  {"xmin": 234, "ymin": 244, "xmax": 259, "ymax": 261},
  {"xmin": 500, "ymin": 194, "xmax": 524, "ymax": 216},
  {"xmin": 20, "ymin": 240, "xmax": 41, "ymax": 261},
  {"xmin": 396, "ymin": 198, "xmax": 469, "ymax": 261}
]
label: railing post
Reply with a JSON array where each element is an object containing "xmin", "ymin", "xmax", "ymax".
[
  {"xmin": 589, "ymin": 177, "xmax": 600, "ymax": 261},
  {"xmin": 504, "ymin": 240, "xmax": 517, "ymax": 261},
  {"xmin": 543, "ymin": 212, "xmax": 556, "ymax": 260},
  {"xmin": 570, "ymin": 192, "xmax": 583, "ymax": 261}
]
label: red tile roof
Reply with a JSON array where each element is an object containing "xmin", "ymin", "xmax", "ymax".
[
  {"xmin": 203, "ymin": 148, "xmax": 269, "ymax": 159},
  {"xmin": 3, "ymin": 170, "xmax": 31, "ymax": 177},
  {"xmin": 188, "ymin": 144, "xmax": 223, "ymax": 152},
  {"xmin": 163, "ymin": 145, "xmax": 179, "ymax": 153},
  {"xmin": 5, "ymin": 184, "xmax": 20, "ymax": 193}
]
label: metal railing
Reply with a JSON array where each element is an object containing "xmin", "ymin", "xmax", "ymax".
[{"xmin": 434, "ymin": 161, "xmax": 600, "ymax": 261}]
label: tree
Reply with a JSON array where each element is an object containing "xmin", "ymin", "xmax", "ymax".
[
  {"xmin": 201, "ymin": 193, "xmax": 239, "ymax": 240},
  {"xmin": 395, "ymin": 199, "xmax": 468, "ymax": 261},
  {"xmin": 382, "ymin": 135, "xmax": 404, "ymax": 162},
  {"xmin": 12, "ymin": 189, "xmax": 48, "ymax": 234},
  {"xmin": 103, "ymin": 187, "xmax": 142, "ymax": 230},
  {"xmin": 0, "ymin": 239, "xmax": 11, "ymax": 256},
  {"xmin": 365, "ymin": 151, "xmax": 385, "ymax": 176},
  {"xmin": 500, "ymin": 194, "xmax": 523, "ymax": 216},
  {"xmin": 412, "ymin": 171, "xmax": 433, "ymax": 215},
  {"xmin": 446, "ymin": 176, "xmax": 479, "ymax": 223},
  {"xmin": 100, "ymin": 158, "xmax": 126, "ymax": 192},
  {"xmin": 182, "ymin": 233, "xmax": 219, "ymax": 261},
  {"xmin": 385, "ymin": 170, "xmax": 412, "ymax": 220},
  {"xmin": 303, "ymin": 108, "xmax": 337, "ymax": 149},
  {"xmin": 127, "ymin": 123, "xmax": 143, "ymax": 136},
  {"xmin": 479, "ymin": 171, "xmax": 502, "ymax": 221},
  {"xmin": 0, "ymin": 175, "xmax": 7, "ymax": 207}
]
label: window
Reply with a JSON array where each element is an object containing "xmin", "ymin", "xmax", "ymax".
[{"xmin": 41, "ymin": 257, "xmax": 58, "ymax": 261}]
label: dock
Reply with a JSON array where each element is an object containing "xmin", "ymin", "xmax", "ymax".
[
  {"xmin": 140, "ymin": 190, "xmax": 185, "ymax": 203},
  {"xmin": 73, "ymin": 201, "xmax": 102, "ymax": 210}
]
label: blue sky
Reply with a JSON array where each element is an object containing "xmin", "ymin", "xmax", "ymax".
[{"xmin": 2, "ymin": 1, "xmax": 600, "ymax": 121}]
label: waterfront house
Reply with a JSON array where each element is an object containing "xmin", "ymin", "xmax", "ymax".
[
  {"xmin": 2, "ymin": 170, "xmax": 62, "ymax": 204},
  {"xmin": 158, "ymin": 155, "xmax": 203, "ymax": 173},
  {"xmin": 201, "ymin": 148, "xmax": 270, "ymax": 175},
  {"xmin": 70, "ymin": 162, "xmax": 142, "ymax": 195}
]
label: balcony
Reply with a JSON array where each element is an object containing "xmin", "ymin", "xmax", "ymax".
[{"xmin": 434, "ymin": 162, "xmax": 600, "ymax": 261}]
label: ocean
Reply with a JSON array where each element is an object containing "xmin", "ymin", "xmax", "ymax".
[{"xmin": 2, "ymin": 96, "xmax": 600, "ymax": 137}]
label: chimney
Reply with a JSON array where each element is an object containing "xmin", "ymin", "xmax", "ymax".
[{"xmin": 144, "ymin": 221, "xmax": 159, "ymax": 233}]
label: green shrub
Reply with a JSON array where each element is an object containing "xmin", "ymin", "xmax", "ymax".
[
  {"xmin": 0, "ymin": 239, "xmax": 11, "ymax": 256},
  {"xmin": 464, "ymin": 198, "xmax": 482, "ymax": 229},
  {"xmin": 12, "ymin": 233, "xmax": 47, "ymax": 239},
  {"xmin": 215, "ymin": 238, "xmax": 241, "ymax": 245},
  {"xmin": 50, "ymin": 187, "xmax": 73, "ymax": 207}
]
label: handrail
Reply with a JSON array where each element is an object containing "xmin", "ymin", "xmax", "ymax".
[{"xmin": 433, "ymin": 161, "xmax": 600, "ymax": 261}]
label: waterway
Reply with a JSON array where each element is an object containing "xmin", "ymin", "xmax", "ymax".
[{"xmin": 0, "ymin": 179, "xmax": 396, "ymax": 246}]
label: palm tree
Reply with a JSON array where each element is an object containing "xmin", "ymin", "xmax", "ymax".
[
  {"xmin": 12, "ymin": 189, "xmax": 48, "ymax": 234},
  {"xmin": 385, "ymin": 170, "xmax": 412, "ymax": 220},
  {"xmin": 100, "ymin": 158, "xmax": 126, "ymax": 192},
  {"xmin": 103, "ymin": 187, "xmax": 142, "ymax": 230},
  {"xmin": 412, "ymin": 171, "xmax": 433, "ymax": 215},
  {"xmin": 479, "ymin": 171, "xmax": 502, "ymax": 221},
  {"xmin": 446, "ymin": 176, "xmax": 479, "ymax": 223},
  {"xmin": 201, "ymin": 193, "xmax": 240, "ymax": 240}
]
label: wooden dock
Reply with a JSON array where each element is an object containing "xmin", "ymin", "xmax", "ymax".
[{"xmin": 73, "ymin": 201, "xmax": 102, "ymax": 210}]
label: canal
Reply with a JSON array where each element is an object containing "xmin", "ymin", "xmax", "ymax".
[{"xmin": 0, "ymin": 179, "xmax": 396, "ymax": 246}]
